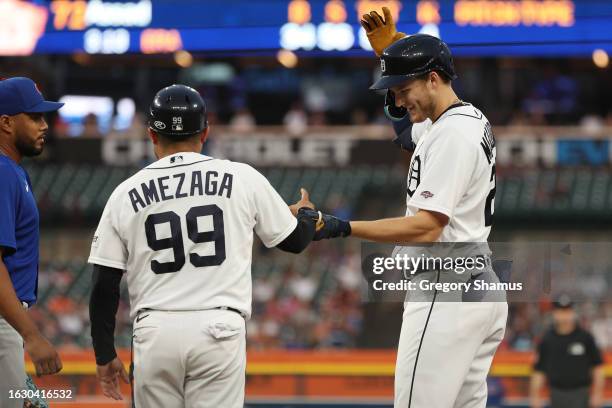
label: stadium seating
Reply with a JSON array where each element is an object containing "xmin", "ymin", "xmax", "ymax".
[{"xmin": 25, "ymin": 162, "xmax": 612, "ymax": 222}]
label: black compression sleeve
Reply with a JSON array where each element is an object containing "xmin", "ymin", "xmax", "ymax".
[
  {"xmin": 89, "ymin": 264, "xmax": 123, "ymax": 365},
  {"xmin": 276, "ymin": 209, "xmax": 317, "ymax": 254}
]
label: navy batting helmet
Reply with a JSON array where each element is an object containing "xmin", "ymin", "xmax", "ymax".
[
  {"xmin": 370, "ymin": 34, "xmax": 457, "ymax": 90},
  {"xmin": 148, "ymin": 84, "xmax": 208, "ymax": 139}
]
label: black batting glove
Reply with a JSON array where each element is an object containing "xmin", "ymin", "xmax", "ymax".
[
  {"xmin": 297, "ymin": 208, "xmax": 351, "ymax": 241},
  {"xmin": 384, "ymin": 90, "xmax": 407, "ymax": 121},
  {"xmin": 384, "ymin": 90, "xmax": 415, "ymax": 152}
]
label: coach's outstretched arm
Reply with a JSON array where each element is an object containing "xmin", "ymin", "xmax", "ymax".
[
  {"xmin": 89, "ymin": 264, "xmax": 129, "ymax": 400},
  {"xmin": 276, "ymin": 189, "xmax": 318, "ymax": 254}
]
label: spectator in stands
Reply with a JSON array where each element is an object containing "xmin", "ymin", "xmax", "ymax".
[
  {"xmin": 508, "ymin": 314, "xmax": 535, "ymax": 351},
  {"xmin": 52, "ymin": 115, "xmax": 70, "ymax": 139},
  {"xmin": 507, "ymin": 110, "xmax": 530, "ymax": 126},
  {"xmin": 80, "ymin": 113, "xmax": 102, "ymax": 138},
  {"xmin": 350, "ymin": 108, "xmax": 369, "ymax": 126},
  {"xmin": 326, "ymin": 193, "xmax": 353, "ymax": 221},
  {"xmin": 283, "ymin": 101, "xmax": 308, "ymax": 135},
  {"xmin": 592, "ymin": 303, "xmax": 612, "ymax": 350},
  {"xmin": 229, "ymin": 107, "xmax": 256, "ymax": 133},
  {"xmin": 530, "ymin": 295, "xmax": 605, "ymax": 408},
  {"xmin": 522, "ymin": 67, "xmax": 578, "ymax": 125},
  {"xmin": 308, "ymin": 111, "xmax": 328, "ymax": 127},
  {"xmin": 580, "ymin": 113, "xmax": 604, "ymax": 135},
  {"xmin": 108, "ymin": 112, "xmax": 147, "ymax": 140}
]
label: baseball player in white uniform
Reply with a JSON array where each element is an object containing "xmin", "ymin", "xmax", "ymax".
[
  {"xmin": 88, "ymin": 85, "xmax": 318, "ymax": 407},
  {"xmin": 303, "ymin": 31, "xmax": 508, "ymax": 407}
]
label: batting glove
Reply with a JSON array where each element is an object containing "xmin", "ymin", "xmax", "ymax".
[
  {"xmin": 384, "ymin": 90, "xmax": 407, "ymax": 121},
  {"xmin": 360, "ymin": 7, "xmax": 407, "ymax": 57},
  {"xmin": 297, "ymin": 208, "xmax": 351, "ymax": 241}
]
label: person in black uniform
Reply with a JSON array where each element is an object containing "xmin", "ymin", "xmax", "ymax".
[{"xmin": 530, "ymin": 296, "xmax": 605, "ymax": 408}]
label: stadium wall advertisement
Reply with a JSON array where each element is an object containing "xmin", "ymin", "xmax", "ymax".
[{"xmin": 47, "ymin": 128, "xmax": 612, "ymax": 167}]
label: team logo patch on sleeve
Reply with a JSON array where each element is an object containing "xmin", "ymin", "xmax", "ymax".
[{"xmin": 420, "ymin": 191, "xmax": 434, "ymax": 199}]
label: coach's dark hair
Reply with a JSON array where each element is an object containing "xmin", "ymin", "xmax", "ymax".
[{"xmin": 155, "ymin": 130, "xmax": 202, "ymax": 145}]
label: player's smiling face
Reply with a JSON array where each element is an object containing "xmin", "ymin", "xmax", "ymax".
[
  {"xmin": 13, "ymin": 112, "xmax": 48, "ymax": 157},
  {"xmin": 390, "ymin": 75, "xmax": 435, "ymax": 123}
]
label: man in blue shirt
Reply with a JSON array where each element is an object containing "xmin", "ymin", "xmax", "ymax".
[{"xmin": 0, "ymin": 77, "xmax": 64, "ymax": 407}]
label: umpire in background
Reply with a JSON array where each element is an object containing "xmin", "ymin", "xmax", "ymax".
[
  {"xmin": 0, "ymin": 77, "xmax": 64, "ymax": 407},
  {"xmin": 530, "ymin": 296, "xmax": 605, "ymax": 408}
]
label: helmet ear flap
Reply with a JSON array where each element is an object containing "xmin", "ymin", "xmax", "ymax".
[{"xmin": 384, "ymin": 90, "xmax": 407, "ymax": 121}]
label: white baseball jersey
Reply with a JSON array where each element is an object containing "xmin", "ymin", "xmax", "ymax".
[
  {"xmin": 405, "ymin": 102, "xmax": 496, "ymax": 242},
  {"xmin": 88, "ymin": 152, "xmax": 297, "ymax": 319},
  {"xmin": 393, "ymin": 103, "xmax": 506, "ymax": 408}
]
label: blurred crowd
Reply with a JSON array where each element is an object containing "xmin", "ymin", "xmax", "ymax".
[
  {"xmin": 247, "ymin": 249, "xmax": 363, "ymax": 349},
  {"xmin": 29, "ymin": 56, "xmax": 610, "ymax": 141},
  {"xmin": 50, "ymin": 103, "xmax": 612, "ymax": 142},
  {"xmin": 30, "ymin": 249, "xmax": 365, "ymax": 351},
  {"xmin": 30, "ymin": 260, "xmax": 612, "ymax": 352},
  {"xmin": 504, "ymin": 302, "xmax": 612, "ymax": 352}
]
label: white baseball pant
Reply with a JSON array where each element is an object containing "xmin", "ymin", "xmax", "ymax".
[
  {"xmin": 394, "ymin": 269, "xmax": 508, "ymax": 408},
  {"xmin": 131, "ymin": 308, "xmax": 246, "ymax": 408}
]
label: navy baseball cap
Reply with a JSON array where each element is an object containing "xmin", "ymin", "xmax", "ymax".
[
  {"xmin": 552, "ymin": 294, "xmax": 574, "ymax": 309},
  {"xmin": 0, "ymin": 77, "xmax": 64, "ymax": 116}
]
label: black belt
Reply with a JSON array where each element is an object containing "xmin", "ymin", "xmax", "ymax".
[{"xmin": 216, "ymin": 306, "xmax": 244, "ymax": 317}]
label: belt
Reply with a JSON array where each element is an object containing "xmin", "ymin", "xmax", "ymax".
[
  {"xmin": 216, "ymin": 306, "xmax": 245, "ymax": 318},
  {"xmin": 137, "ymin": 306, "xmax": 245, "ymax": 318}
]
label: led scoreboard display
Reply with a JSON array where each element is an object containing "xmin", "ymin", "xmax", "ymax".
[{"xmin": 0, "ymin": 0, "xmax": 610, "ymax": 56}]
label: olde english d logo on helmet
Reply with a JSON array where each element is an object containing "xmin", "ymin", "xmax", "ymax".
[
  {"xmin": 380, "ymin": 59, "xmax": 386, "ymax": 73},
  {"xmin": 407, "ymin": 155, "xmax": 421, "ymax": 197},
  {"xmin": 153, "ymin": 121, "xmax": 166, "ymax": 130}
]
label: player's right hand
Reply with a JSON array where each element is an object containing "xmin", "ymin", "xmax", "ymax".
[
  {"xmin": 24, "ymin": 333, "xmax": 63, "ymax": 376},
  {"xmin": 360, "ymin": 7, "xmax": 406, "ymax": 56},
  {"xmin": 289, "ymin": 188, "xmax": 315, "ymax": 216},
  {"xmin": 297, "ymin": 208, "xmax": 351, "ymax": 240},
  {"xmin": 97, "ymin": 357, "xmax": 129, "ymax": 400}
]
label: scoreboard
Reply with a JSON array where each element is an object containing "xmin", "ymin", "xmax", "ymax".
[{"xmin": 1, "ymin": 0, "xmax": 611, "ymax": 56}]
